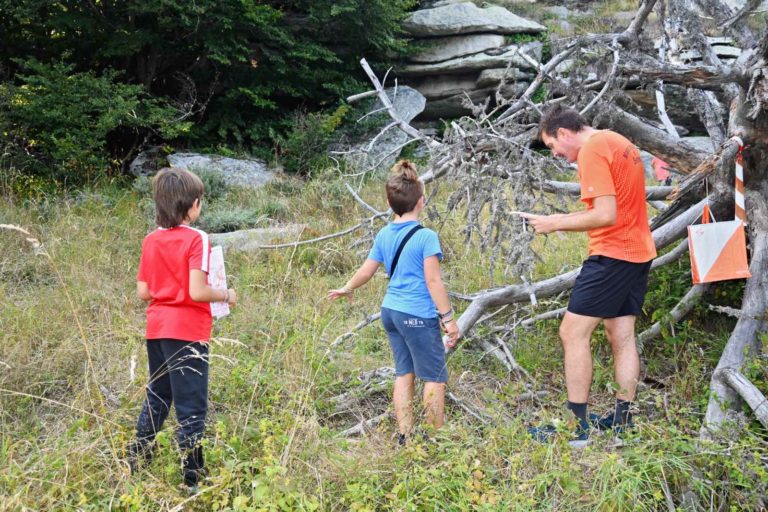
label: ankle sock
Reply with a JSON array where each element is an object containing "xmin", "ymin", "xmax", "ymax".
[{"xmin": 566, "ymin": 400, "xmax": 590, "ymax": 433}]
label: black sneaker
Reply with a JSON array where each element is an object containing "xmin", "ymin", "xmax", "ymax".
[
  {"xmin": 126, "ymin": 440, "xmax": 154, "ymax": 474},
  {"xmin": 528, "ymin": 422, "xmax": 591, "ymax": 448},
  {"xmin": 589, "ymin": 412, "xmax": 634, "ymax": 433},
  {"xmin": 398, "ymin": 433, "xmax": 407, "ymax": 446}
]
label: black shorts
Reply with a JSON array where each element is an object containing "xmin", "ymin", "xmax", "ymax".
[{"xmin": 567, "ymin": 255, "xmax": 652, "ymax": 318}]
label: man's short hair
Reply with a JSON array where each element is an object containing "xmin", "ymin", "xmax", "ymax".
[
  {"xmin": 386, "ymin": 160, "xmax": 423, "ymax": 216},
  {"xmin": 538, "ymin": 105, "xmax": 588, "ymax": 139},
  {"xmin": 152, "ymin": 167, "xmax": 205, "ymax": 228}
]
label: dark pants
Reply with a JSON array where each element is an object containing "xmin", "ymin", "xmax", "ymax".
[{"xmin": 134, "ymin": 339, "xmax": 209, "ymax": 484}]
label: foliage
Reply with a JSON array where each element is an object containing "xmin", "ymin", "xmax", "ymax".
[
  {"xmin": 0, "ymin": 0, "xmax": 417, "ymax": 180},
  {"xmin": 0, "ymin": 59, "xmax": 186, "ymax": 183},
  {"xmin": 0, "ymin": 173, "xmax": 764, "ymax": 510},
  {"xmin": 274, "ymin": 105, "xmax": 350, "ymax": 175}
]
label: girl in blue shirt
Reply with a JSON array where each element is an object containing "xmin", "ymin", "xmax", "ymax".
[{"xmin": 329, "ymin": 160, "xmax": 460, "ymax": 443}]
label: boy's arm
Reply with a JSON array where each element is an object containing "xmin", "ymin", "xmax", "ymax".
[
  {"xmin": 328, "ymin": 259, "xmax": 381, "ymax": 301},
  {"xmin": 189, "ymin": 269, "xmax": 237, "ymax": 305},
  {"xmin": 137, "ymin": 281, "xmax": 152, "ymax": 302},
  {"xmin": 424, "ymin": 255, "xmax": 460, "ymax": 347}
]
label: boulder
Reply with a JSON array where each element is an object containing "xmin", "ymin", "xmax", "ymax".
[
  {"xmin": 408, "ymin": 74, "xmax": 479, "ymax": 99},
  {"xmin": 128, "ymin": 146, "xmax": 167, "ymax": 177},
  {"xmin": 476, "ymin": 68, "xmax": 535, "ymax": 88},
  {"xmin": 409, "ymin": 34, "xmax": 507, "ymax": 63},
  {"xmin": 399, "ymin": 42, "xmax": 543, "ymax": 76},
  {"xmin": 342, "ymin": 86, "xmax": 427, "ymax": 171},
  {"xmin": 403, "ymin": 2, "xmax": 546, "ymax": 37},
  {"xmin": 167, "ymin": 153, "xmax": 273, "ymax": 189},
  {"xmin": 209, "ymin": 224, "xmax": 307, "ymax": 253},
  {"xmin": 420, "ymin": 83, "xmax": 528, "ymax": 119}
]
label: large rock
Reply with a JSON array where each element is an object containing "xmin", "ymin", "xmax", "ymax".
[
  {"xmin": 209, "ymin": 224, "xmax": 307, "ymax": 253},
  {"xmin": 399, "ymin": 42, "xmax": 543, "ymax": 76},
  {"xmin": 476, "ymin": 68, "xmax": 535, "ymax": 88},
  {"xmin": 342, "ymin": 86, "xmax": 426, "ymax": 172},
  {"xmin": 403, "ymin": 2, "xmax": 546, "ymax": 37},
  {"xmin": 167, "ymin": 153, "xmax": 273, "ymax": 189},
  {"xmin": 421, "ymin": 83, "xmax": 528, "ymax": 119},
  {"xmin": 409, "ymin": 34, "xmax": 507, "ymax": 63},
  {"xmin": 128, "ymin": 146, "xmax": 167, "ymax": 177},
  {"xmin": 408, "ymin": 74, "xmax": 479, "ymax": 99}
]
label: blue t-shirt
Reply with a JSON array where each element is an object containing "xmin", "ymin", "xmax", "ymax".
[{"xmin": 368, "ymin": 220, "xmax": 443, "ymax": 319}]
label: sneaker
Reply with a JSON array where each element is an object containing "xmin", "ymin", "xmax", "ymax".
[
  {"xmin": 398, "ymin": 433, "xmax": 407, "ymax": 446},
  {"xmin": 126, "ymin": 440, "xmax": 154, "ymax": 474},
  {"xmin": 528, "ymin": 423, "xmax": 591, "ymax": 448},
  {"xmin": 589, "ymin": 412, "xmax": 634, "ymax": 433}
]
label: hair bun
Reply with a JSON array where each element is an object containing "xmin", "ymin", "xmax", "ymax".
[{"xmin": 390, "ymin": 159, "xmax": 418, "ymax": 182}]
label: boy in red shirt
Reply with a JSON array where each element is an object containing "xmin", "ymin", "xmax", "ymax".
[{"xmin": 128, "ymin": 167, "xmax": 236, "ymax": 489}]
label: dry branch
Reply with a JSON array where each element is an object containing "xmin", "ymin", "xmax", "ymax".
[
  {"xmin": 638, "ymin": 284, "xmax": 709, "ymax": 351},
  {"xmin": 714, "ymin": 368, "xmax": 768, "ymax": 429}
]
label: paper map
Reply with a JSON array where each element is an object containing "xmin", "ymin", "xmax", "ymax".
[{"xmin": 208, "ymin": 245, "xmax": 230, "ymax": 319}]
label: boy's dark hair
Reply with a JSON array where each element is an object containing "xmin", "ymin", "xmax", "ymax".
[
  {"xmin": 386, "ymin": 160, "xmax": 424, "ymax": 216},
  {"xmin": 538, "ymin": 105, "xmax": 588, "ymax": 139},
  {"xmin": 152, "ymin": 167, "xmax": 205, "ymax": 228}
]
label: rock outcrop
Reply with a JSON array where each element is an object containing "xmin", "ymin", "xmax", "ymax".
[{"xmin": 400, "ymin": 2, "xmax": 545, "ymax": 119}]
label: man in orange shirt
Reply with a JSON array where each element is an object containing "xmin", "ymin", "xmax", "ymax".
[{"xmin": 522, "ymin": 106, "xmax": 656, "ymax": 446}]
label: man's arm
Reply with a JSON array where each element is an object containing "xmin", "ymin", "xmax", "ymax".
[{"xmin": 520, "ymin": 195, "xmax": 616, "ymax": 234}]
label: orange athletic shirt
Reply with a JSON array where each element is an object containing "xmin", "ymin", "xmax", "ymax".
[{"xmin": 576, "ymin": 130, "xmax": 657, "ymax": 263}]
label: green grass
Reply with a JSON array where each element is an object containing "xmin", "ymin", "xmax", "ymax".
[{"xmin": 0, "ymin": 171, "xmax": 765, "ymax": 511}]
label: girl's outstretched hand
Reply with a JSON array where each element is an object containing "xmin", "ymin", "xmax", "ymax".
[
  {"xmin": 441, "ymin": 319, "xmax": 460, "ymax": 349},
  {"xmin": 327, "ymin": 288, "xmax": 353, "ymax": 301}
]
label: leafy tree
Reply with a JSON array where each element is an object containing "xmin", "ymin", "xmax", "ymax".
[{"xmin": 0, "ymin": 0, "xmax": 416, "ymax": 178}]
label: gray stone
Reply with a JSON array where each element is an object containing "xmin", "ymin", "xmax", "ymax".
[
  {"xmin": 409, "ymin": 74, "xmax": 479, "ymax": 99},
  {"xmin": 209, "ymin": 224, "xmax": 307, "ymax": 253},
  {"xmin": 409, "ymin": 34, "xmax": 507, "ymax": 63},
  {"xmin": 421, "ymin": 83, "xmax": 528, "ymax": 119},
  {"xmin": 342, "ymin": 86, "xmax": 427, "ymax": 172},
  {"xmin": 403, "ymin": 2, "xmax": 546, "ymax": 37},
  {"xmin": 543, "ymin": 6, "xmax": 570, "ymax": 19},
  {"xmin": 128, "ymin": 146, "xmax": 167, "ymax": 177},
  {"xmin": 398, "ymin": 42, "xmax": 543, "ymax": 76},
  {"xmin": 475, "ymin": 68, "xmax": 534, "ymax": 88},
  {"xmin": 167, "ymin": 153, "xmax": 273, "ymax": 189}
]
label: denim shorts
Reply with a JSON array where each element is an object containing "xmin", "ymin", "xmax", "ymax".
[
  {"xmin": 568, "ymin": 255, "xmax": 652, "ymax": 318},
  {"xmin": 380, "ymin": 307, "xmax": 448, "ymax": 383}
]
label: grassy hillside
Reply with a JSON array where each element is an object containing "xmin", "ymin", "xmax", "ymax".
[{"xmin": 0, "ymin": 172, "xmax": 765, "ymax": 511}]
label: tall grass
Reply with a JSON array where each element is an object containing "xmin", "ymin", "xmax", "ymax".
[{"xmin": 0, "ymin": 173, "xmax": 764, "ymax": 511}]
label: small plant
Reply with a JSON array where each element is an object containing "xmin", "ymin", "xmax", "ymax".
[
  {"xmin": 275, "ymin": 105, "xmax": 350, "ymax": 175},
  {"xmin": 196, "ymin": 207, "xmax": 267, "ymax": 233}
]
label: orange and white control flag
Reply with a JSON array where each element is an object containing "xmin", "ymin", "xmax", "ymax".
[{"xmin": 688, "ymin": 138, "xmax": 751, "ymax": 284}]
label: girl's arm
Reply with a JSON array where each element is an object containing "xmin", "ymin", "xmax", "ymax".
[
  {"xmin": 424, "ymin": 255, "xmax": 460, "ymax": 347},
  {"xmin": 328, "ymin": 259, "xmax": 381, "ymax": 301},
  {"xmin": 189, "ymin": 269, "xmax": 237, "ymax": 305},
  {"xmin": 137, "ymin": 281, "xmax": 152, "ymax": 302}
]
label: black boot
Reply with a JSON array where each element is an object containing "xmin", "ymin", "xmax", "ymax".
[
  {"xmin": 182, "ymin": 445, "xmax": 206, "ymax": 488},
  {"xmin": 126, "ymin": 440, "xmax": 154, "ymax": 474}
]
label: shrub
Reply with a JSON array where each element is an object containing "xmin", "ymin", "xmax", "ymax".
[
  {"xmin": 275, "ymin": 105, "xmax": 350, "ymax": 174},
  {"xmin": 0, "ymin": 59, "xmax": 188, "ymax": 183}
]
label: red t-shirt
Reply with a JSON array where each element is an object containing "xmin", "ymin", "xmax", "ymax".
[
  {"xmin": 137, "ymin": 225, "xmax": 212, "ymax": 342},
  {"xmin": 577, "ymin": 130, "xmax": 657, "ymax": 263}
]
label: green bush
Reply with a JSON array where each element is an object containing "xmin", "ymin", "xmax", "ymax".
[
  {"xmin": 0, "ymin": 0, "xmax": 417, "ymax": 161},
  {"xmin": 197, "ymin": 207, "xmax": 267, "ymax": 233},
  {"xmin": 0, "ymin": 59, "xmax": 188, "ymax": 183},
  {"xmin": 275, "ymin": 105, "xmax": 350, "ymax": 174}
]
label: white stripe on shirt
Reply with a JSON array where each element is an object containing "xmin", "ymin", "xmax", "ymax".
[{"xmin": 180, "ymin": 225, "xmax": 210, "ymax": 272}]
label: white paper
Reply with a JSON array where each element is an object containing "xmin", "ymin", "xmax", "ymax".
[{"xmin": 208, "ymin": 245, "xmax": 230, "ymax": 319}]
